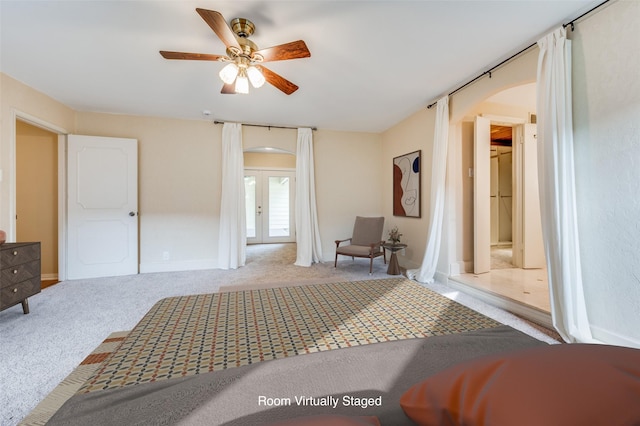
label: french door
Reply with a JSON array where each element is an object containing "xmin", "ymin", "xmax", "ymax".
[{"xmin": 244, "ymin": 169, "xmax": 295, "ymax": 244}]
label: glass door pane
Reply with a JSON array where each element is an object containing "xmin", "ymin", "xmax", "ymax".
[
  {"xmin": 244, "ymin": 175, "xmax": 259, "ymax": 242},
  {"xmin": 245, "ymin": 169, "xmax": 295, "ymax": 244},
  {"xmin": 268, "ymin": 176, "xmax": 290, "ymax": 237}
]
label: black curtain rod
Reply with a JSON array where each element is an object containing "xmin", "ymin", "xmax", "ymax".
[
  {"xmin": 426, "ymin": 42, "xmax": 536, "ymax": 109},
  {"xmin": 562, "ymin": 0, "xmax": 611, "ymax": 31},
  {"xmin": 426, "ymin": 0, "xmax": 611, "ymax": 109},
  {"xmin": 213, "ymin": 120, "xmax": 317, "ymax": 131}
]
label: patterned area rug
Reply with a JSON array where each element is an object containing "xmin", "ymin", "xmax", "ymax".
[
  {"xmin": 80, "ymin": 278, "xmax": 499, "ymax": 393},
  {"xmin": 19, "ymin": 331, "xmax": 129, "ymax": 426}
]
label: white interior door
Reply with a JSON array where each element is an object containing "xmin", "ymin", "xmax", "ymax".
[
  {"xmin": 474, "ymin": 116, "xmax": 491, "ymax": 274},
  {"xmin": 67, "ymin": 135, "xmax": 138, "ymax": 279},
  {"xmin": 245, "ymin": 169, "xmax": 295, "ymax": 244}
]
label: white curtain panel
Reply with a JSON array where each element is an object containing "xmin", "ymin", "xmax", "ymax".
[
  {"xmin": 217, "ymin": 122, "xmax": 246, "ymax": 269},
  {"xmin": 537, "ymin": 27, "xmax": 594, "ymax": 343},
  {"xmin": 294, "ymin": 128, "xmax": 323, "ymax": 266},
  {"xmin": 407, "ymin": 96, "xmax": 449, "ymax": 284}
]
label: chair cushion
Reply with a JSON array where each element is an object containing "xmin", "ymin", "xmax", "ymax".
[
  {"xmin": 336, "ymin": 244, "xmax": 380, "ymax": 257},
  {"xmin": 351, "ymin": 217, "xmax": 384, "ymax": 246}
]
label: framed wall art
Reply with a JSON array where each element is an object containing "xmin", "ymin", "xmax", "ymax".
[{"xmin": 393, "ymin": 150, "xmax": 421, "ymax": 217}]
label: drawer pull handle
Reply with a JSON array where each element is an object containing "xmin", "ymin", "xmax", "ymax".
[
  {"xmin": 12, "ymin": 251, "xmax": 18, "ymax": 256},
  {"xmin": 12, "ymin": 269, "xmax": 18, "ymax": 274},
  {"xmin": 12, "ymin": 288, "xmax": 18, "ymax": 293}
]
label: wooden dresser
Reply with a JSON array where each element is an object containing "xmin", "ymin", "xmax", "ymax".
[{"xmin": 1, "ymin": 242, "xmax": 41, "ymax": 314}]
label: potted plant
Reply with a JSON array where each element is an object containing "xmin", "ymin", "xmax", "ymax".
[{"xmin": 388, "ymin": 226, "xmax": 402, "ymax": 245}]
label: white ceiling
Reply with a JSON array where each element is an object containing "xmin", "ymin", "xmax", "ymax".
[{"xmin": 0, "ymin": 1, "xmax": 597, "ymax": 133}]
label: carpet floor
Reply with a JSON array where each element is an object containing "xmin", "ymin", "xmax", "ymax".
[
  {"xmin": 19, "ymin": 331, "xmax": 128, "ymax": 426},
  {"xmin": 1, "ymin": 243, "xmax": 558, "ymax": 426}
]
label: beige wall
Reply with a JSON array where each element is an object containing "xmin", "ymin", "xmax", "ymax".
[
  {"xmin": 381, "ymin": 108, "xmax": 436, "ymax": 269},
  {"xmin": 314, "ymin": 129, "xmax": 383, "ymax": 260},
  {"xmin": 15, "ymin": 121, "xmax": 58, "ymax": 277},
  {"xmin": 244, "ymin": 152, "xmax": 296, "ymax": 169},
  {"xmin": 75, "ymin": 114, "xmax": 381, "ymax": 269},
  {"xmin": 0, "ymin": 74, "xmax": 76, "ymax": 237}
]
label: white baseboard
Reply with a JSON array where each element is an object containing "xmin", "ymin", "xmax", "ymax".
[
  {"xmin": 445, "ymin": 277, "xmax": 553, "ymax": 329},
  {"xmin": 449, "ymin": 261, "xmax": 465, "ymax": 276},
  {"xmin": 590, "ymin": 325, "xmax": 640, "ymax": 348},
  {"xmin": 140, "ymin": 259, "xmax": 218, "ymax": 274},
  {"xmin": 41, "ymin": 273, "xmax": 58, "ymax": 281}
]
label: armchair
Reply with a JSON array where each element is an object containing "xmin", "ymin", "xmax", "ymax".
[{"xmin": 334, "ymin": 216, "xmax": 386, "ymax": 274}]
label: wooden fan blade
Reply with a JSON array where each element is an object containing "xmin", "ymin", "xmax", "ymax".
[
  {"xmin": 221, "ymin": 83, "xmax": 236, "ymax": 94},
  {"xmin": 160, "ymin": 51, "xmax": 225, "ymax": 61},
  {"xmin": 254, "ymin": 40, "xmax": 310, "ymax": 62},
  {"xmin": 196, "ymin": 8, "xmax": 240, "ymax": 50},
  {"xmin": 258, "ymin": 66, "xmax": 299, "ymax": 95}
]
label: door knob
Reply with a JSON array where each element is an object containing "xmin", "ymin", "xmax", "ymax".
[{"xmin": 129, "ymin": 211, "xmax": 136, "ymax": 217}]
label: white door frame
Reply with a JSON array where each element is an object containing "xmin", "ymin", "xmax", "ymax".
[
  {"xmin": 473, "ymin": 116, "xmax": 492, "ymax": 274},
  {"xmin": 474, "ymin": 114, "xmax": 526, "ymax": 273},
  {"xmin": 10, "ymin": 109, "xmax": 69, "ymax": 281},
  {"xmin": 514, "ymin": 123, "xmax": 545, "ymax": 268},
  {"xmin": 244, "ymin": 167, "xmax": 296, "ymax": 244}
]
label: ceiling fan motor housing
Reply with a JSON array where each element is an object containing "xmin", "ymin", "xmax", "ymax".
[
  {"xmin": 227, "ymin": 18, "xmax": 258, "ymax": 58},
  {"xmin": 231, "ymin": 18, "xmax": 255, "ymax": 38}
]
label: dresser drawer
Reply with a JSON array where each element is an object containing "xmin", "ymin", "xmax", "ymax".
[
  {"xmin": 0, "ymin": 243, "xmax": 41, "ymax": 268},
  {"xmin": 1, "ymin": 260, "xmax": 41, "ymax": 287},
  {"xmin": 0, "ymin": 277, "xmax": 40, "ymax": 311}
]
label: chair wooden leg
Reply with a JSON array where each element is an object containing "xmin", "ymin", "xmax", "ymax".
[
  {"xmin": 369, "ymin": 257, "xmax": 373, "ymax": 275},
  {"xmin": 335, "ymin": 253, "xmax": 338, "ymax": 268}
]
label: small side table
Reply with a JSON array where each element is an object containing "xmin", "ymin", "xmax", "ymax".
[{"xmin": 382, "ymin": 243, "xmax": 407, "ymax": 275}]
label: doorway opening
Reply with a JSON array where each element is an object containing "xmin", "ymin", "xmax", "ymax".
[
  {"xmin": 455, "ymin": 83, "xmax": 550, "ymax": 317},
  {"xmin": 245, "ymin": 169, "xmax": 295, "ymax": 244},
  {"xmin": 243, "ymin": 149, "xmax": 296, "ymax": 246},
  {"xmin": 15, "ymin": 119, "xmax": 60, "ymax": 288},
  {"xmin": 490, "ymin": 125, "xmax": 513, "ymax": 269}
]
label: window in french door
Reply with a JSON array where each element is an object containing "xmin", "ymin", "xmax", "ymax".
[{"xmin": 244, "ymin": 169, "xmax": 295, "ymax": 244}]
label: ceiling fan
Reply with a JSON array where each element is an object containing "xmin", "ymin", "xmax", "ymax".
[{"xmin": 160, "ymin": 8, "xmax": 310, "ymax": 95}]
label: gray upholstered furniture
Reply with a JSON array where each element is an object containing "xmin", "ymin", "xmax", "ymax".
[{"xmin": 334, "ymin": 216, "xmax": 386, "ymax": 274}]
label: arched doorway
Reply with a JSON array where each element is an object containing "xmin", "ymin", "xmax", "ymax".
[{"xmin": 449, "ymin": 82, "xmax": 550, "ymax": 320}]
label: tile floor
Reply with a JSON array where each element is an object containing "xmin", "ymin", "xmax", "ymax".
[{"xmin": 452, "ymin": 267, "xmax": 550, "ymax": 313}]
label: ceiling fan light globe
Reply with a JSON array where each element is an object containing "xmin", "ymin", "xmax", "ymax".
[
  {"xmin": 247, "ymin": 66, "xmax": 266, "ymax": 88},
  {"xmin": 235, "ymin": 75, "xmax": 249, "ymax": 94},
  {"xmin": 219, "ymin": 63, "xmax": 239, "ymax": 84}
]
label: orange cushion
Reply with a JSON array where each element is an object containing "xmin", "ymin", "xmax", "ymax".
[
  {"xmin": 265, "ymin": 415, "xmax": 380, "ymax": 426},
  {"xmin": 400, "ymin": 343, "xmax": 640, "ymax": 426}
]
